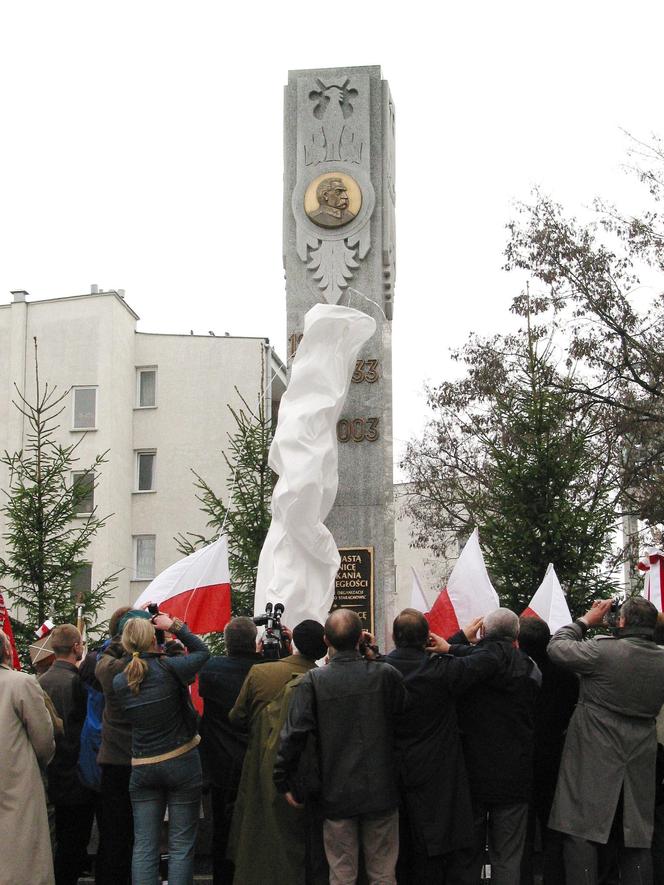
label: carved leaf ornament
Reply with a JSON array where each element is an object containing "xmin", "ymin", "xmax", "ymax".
[{"xmin": 307, "ymin": 240, "xmax": 359, "ymax": 304}]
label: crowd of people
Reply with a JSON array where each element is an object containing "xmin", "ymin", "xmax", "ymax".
[{"xmin": 2, "ymin": 594, "xmax": 664, "ymax": 885}]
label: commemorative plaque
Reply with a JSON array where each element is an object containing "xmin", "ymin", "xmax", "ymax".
[{"xmin": 332, "ymin": 546, "xmax": 375, "ymax": 634}]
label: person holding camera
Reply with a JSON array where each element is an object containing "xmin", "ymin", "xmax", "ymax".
[
  {"xmin": 113, "ymin": 612, "xmax": 210, "ymax": 885},
  {"xmin": 227, "ymin": 618, "xmax": 328, "ymax": 885},
  {"xmin": 548, "ymin": 596, "xmax": 664, "ymax": 884}
]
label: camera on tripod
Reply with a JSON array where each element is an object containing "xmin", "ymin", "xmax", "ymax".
[{"xmin": 252, "ymin": 602, "xmax": 287, "ymax": 660}]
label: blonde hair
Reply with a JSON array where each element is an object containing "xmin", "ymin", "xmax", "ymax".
[{"xmin": 121, "ymin": 618, "xmax": 156, "ymax": 695}]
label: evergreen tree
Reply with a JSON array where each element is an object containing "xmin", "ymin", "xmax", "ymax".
[
  {"xmin": 176, "ymin": 389, "xmax": 275, "ymax": 620},
  {"xmin": 0, "ymin": 339, "xmax": 118, "ymax": 659},
  {"xmin": 401, "ymin": 306, "xmax": 621, "ymax": 615}
]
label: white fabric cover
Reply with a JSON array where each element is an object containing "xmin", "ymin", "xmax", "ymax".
[{"xmin": 254, "ymin": 304, "xmax": 376, "ymax": 628}]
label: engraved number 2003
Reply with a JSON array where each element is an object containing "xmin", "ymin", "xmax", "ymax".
[{"xmin": 337, "ymin": 418, "xmax": 380, "ymax": 443}]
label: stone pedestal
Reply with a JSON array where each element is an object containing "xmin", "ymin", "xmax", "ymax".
[{"xmin": 283, "ymin": 65, "xmax": 396, "ymax": 643}]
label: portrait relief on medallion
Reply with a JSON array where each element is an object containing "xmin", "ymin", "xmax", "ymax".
[{"xmin": 304, "ymin": 172, "xmax": 362, "ymax": 230}]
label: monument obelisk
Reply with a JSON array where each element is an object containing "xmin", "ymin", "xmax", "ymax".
[{"xmin": 283, "ymin": 65, "xmax": 396, "ymax": 644}]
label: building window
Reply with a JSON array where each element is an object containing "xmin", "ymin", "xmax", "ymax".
[
  {"xmin": 71, "ymin": 562, "xmax": 92, "ymax": 602},
  {"xmin": 136, "ymin": 451, "xmax": 156, "ymax": 491},
  {"xmin": 133, "ymin": 535, "xmax": 156, "ymax": 580},
  {"xmin": 72, "ymin": 386, "xmax": 97, "ymax": 430},
  {"xmin": 71, "ymin": 471, "xmax": 94, "ymax": 515},
  {"xmin": 136, "ymin": 367, "xmax": 157, "ymax": 408}
]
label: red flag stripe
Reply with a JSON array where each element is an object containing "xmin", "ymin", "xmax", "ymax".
[
  {"xmin": 426, "ymin": 588, "xmax": 460, "ymax": 638},
  {"xmin": 162, "ymin": 582, "xmax": 231, "ymax": 635},
  {"xmin": 520, "ymin": 606, "xmax": 544, "ymax": 621}
]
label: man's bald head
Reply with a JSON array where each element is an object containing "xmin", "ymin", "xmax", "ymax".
[
  {"xmin": 324, "ymin": 608, "xmax": 362, "ymax": 652},
  {"xmin": 393, "ymin": 609, "xmax": 429, "ymax": 649}
]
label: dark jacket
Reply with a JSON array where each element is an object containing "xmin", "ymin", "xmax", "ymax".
[
  {"xmin": 39, "ymin": 659, "xmax": 92, "ymax": 804},
  {"xmin": 113, "ymin": 625, "xmax": 209, "ymax": 760},
  {"xmin": 526, "ymin": 646, "xmax": 578, "ymax": 819},
  {"xmin": 274, "ymin": 652, "xmax": 405, "ymax": 819},
  {"xmin": 453, "ymin": 639, "xmax": 541, "ymax": 805},
  {"xmin": 387, "ymin": 644, "xmax": 503, "ymax": 854},
  {"xmin": 95, "ymin": 639, "xmax": 133, "ymax": 765},
  {"xmin": 198, "ymin": 651, "xmax": 264, "ymax": 789}
]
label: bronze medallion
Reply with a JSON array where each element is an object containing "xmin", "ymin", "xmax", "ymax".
[{"xmin": 304, "ymin": 172, "xmax": 362, "ymax": 229}]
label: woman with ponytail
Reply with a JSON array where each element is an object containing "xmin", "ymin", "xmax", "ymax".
[{"xmin": 113, "ymin": 612, "xmax": 210, "ymax": 885}]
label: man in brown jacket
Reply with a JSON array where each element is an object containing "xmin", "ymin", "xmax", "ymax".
[
  {"xmin": 548, "ymin": 596, "xmax": 664, "ymax": 884},
  {"xmin": 227, "ymin": 619, "xmax": 328, "ymax": 885}
]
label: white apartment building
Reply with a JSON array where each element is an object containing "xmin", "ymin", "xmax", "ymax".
[{"xmin": 0, "ymin": 288, "xmax": 286, "ymax": 622}]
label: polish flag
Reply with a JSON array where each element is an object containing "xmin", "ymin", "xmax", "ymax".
[
  {"xmin": 521, "ymin": 563, "xmax": 572, "ymax": 632},
  {"xmin": 410, "ymin": 567, "xmax": 430, "ymax": 614},
  {"xmin": 426, "ymin": 529, "xmax": 499, "ymax": 637},
  {"xmin": 0, "ymin": 592, "xmax": 21, "ymax": 670},
  {"xmin": 134, "ymin": 535, "xmax": 231, "ymax": 634},
  {"xmin": 639, "ymin": 549, "xmax": 664, "ymax": 612}
]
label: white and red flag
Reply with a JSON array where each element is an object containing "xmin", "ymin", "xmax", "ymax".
[
  {"xmin": 639, "ymin": 549, "xmax": 664, "ymax": 612},
  {"xmin": 426, "ymin": 529, "xmax": 499, "ymax": 637},
  {"xmin": 410, "ymin": 567, "xmax": 430, "ymax": 614},
  {"xmin": 521, "ymin": 563, "xmax": 572, "ymax": 632},
  {"xmin": 0, "ymin": 592, "xmax": 21, "ymax": 670},
  {"xmin": 134, "ymin": 535, "xmax": 231, "ymax": 634}
]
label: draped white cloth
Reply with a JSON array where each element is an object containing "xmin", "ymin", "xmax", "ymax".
[{"xmin": 254, "ymin": 304, "xmax": 376, "ymax": 628}]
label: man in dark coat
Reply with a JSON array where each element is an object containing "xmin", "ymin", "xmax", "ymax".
[
  {"xmin": 518, "ymin": 615, "xmax": 578, "ymax": 885},
  {"xmin": 386, "ymin": 609, "xmax": 503, "ymax": 884},
  {"xmin": 39, "ymin": 623, "xmax": 96, "ymax": 885},
  {"xmin": 275, "ymin": 608, "xmax": 406, "ymax": 885},
  {"xmin": 198, "ymin": 616, "xmax": 264, "ymax": 885},
  {"xmin": 548, "ymin": 597, "xmax": 664, "ymax": 884},
  {"xmin": 445, "ymin": 608, "xmax": 541, "ymax": 885}
]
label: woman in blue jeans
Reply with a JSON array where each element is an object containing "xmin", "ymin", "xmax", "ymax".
[{"xmin": 114, "ymin": 612, "xmax": 210, "ymax": 885}]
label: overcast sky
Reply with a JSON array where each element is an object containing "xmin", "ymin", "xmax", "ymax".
[{"xmin": 1, "ymin": 0, "xmax": 662, "ymax": 473}]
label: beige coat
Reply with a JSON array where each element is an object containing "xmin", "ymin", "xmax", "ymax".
[
  {"xmin": 548, "ymin": 625, "xmax": 664, "ymax": 847},
  {"xmin": 0, "ymin": 664, "xmax": 55, "ymax": 885}
]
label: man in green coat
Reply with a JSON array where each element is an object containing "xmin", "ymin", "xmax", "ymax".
[
  {"xmin": 548, "ymin": 596, "xmax": 664, "ymax": 884},
  {"xmin": 228, "ymin": 620, "xmax": 327, "ymax": 885}
]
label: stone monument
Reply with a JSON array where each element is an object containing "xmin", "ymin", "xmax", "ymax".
[{"xmin": 283, "ymin": 65, "xmax": 396, "ymax": 643}]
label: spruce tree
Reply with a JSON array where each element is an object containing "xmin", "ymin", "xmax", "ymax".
[{"xmin": 0, "ymin": 339, "xmax": 117, "ymax": 658}]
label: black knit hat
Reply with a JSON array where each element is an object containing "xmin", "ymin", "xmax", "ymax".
[{"xmin": 293, "ymin": 619, "xmax": 326, "ymax": 661}]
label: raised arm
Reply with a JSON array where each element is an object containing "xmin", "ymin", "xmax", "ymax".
[{"xmin": 154, "ymin": 616, "xmax": 210, "ymax": 681}]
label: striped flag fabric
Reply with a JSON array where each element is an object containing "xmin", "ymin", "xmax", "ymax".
[
  {"xmin": 639, "ymin": 549, "xmax": 664, "ymax": 612},
  {"xmin": 0, "ymin": 592, "xmax": 21, "ymax": 670},
  {"xmin": 134, "ymin": 535, "xmax": 232, "ymax": 634},
  {"xmin": 521, "ymin": 563, "xmax": 572, "ymax": 632},
  {"xmin": 426, "ymin": 529, "xmax": 499, "ymax": 637}
]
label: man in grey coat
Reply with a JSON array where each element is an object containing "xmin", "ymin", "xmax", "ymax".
[{"xmin": 548, "ymin": 596, "xmax": 664, "ymax": 884}]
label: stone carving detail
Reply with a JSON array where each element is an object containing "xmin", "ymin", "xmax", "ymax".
[
  {"xmin": 381, "ymin": 83, "xmax": 396, "ymax": 320},
  {"xmin": 307, "ymin": 240, "xmax": 359, "ymax": 304},
  {"xmin": 295, "ymin": 74, "xmax": 373, "ymax": 305},
  {"xmin": 305, "ymin": 79, "xmax": 364, "ymax": 166}
]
